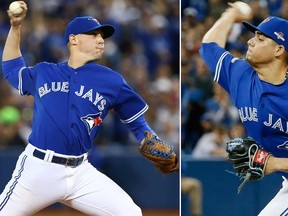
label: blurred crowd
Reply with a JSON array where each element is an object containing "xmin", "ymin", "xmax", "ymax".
[
  {"xmin": 181, "ymin": 0, "xmax": 287, "ymax": 158},
  {"xmin": 0, "ymin": 0, "xmax": 179, "ymax": 154}
]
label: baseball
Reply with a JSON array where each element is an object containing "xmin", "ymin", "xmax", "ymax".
[
  {"xmin": 9, "ymin": 1, "xmax": 23, "ymax": 16},
  {"xmin": 234, "ymin": 1, "xmax": 252, "ymax": 16}
]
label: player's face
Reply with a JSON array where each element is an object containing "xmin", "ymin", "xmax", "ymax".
[
  {"xmin": 245, "ymin": 31, "xmax": 278, "ymax": 66},
  {"xmin": 76, "ymin": 30, "xmax": 105, "ymax": 61}
]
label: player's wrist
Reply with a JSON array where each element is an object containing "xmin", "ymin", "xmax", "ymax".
[
  {"xmin": 10, "ymin": 24, "xmax": 21, "ymax": 32},
  {"xmin": 220, "ymin": 8, "xmax": 238, "ymax": 23},
  {"xmin": 264, "ymin": 156, "xmax": 278, "ymax": 175}
]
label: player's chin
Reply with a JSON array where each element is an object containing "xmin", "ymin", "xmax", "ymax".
[
  {"xmin": 245, "ymin": 55, "xmax": 256, "ymax": 67},
  {"xmin": 245, "ymin": 52, "xmax": 252, "ymax": 62},
  {"xmin": 92, "ymin": 53, "xmax": 103, "ymax": 61}
]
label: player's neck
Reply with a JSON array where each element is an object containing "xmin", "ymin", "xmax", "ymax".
[
  {"xmin": 67, "ymin": 54, "xmax": 87, "ymax": 69},
  {"xmin": 253, "ymin": 62, "xmax": 288, "ymax": 85},
  {"xmin": 68, "ymin": 52, "xmax": 99, "ymax": 69}
]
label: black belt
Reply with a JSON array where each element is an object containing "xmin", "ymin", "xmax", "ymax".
[{"xmin": 33, "ymin": 149, "xmax": 85, "ymax": 168}]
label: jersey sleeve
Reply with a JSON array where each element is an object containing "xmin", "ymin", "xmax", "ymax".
[
  {"xmin": 199, "ymin": 42, "xmax": 251, "ymax": 96},
  {"xmin": 126, "ymin": 114, "xmax": 155, "ymax": 142},
  {"xmin": 113, "ymin": 79, "xmax": 149, "ymax": 124},
  {"xmin": 2, "ymin": 57, "xmax": 36, "ymax": 96}
]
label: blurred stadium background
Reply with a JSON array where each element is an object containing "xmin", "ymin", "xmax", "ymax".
[
  {"xmin": 0, "ymin": 0, "xmax": 179, "ymax": 215},
  {"xmin": 181, "ymin": 0, "xmax": 286, "ymax": 216}
]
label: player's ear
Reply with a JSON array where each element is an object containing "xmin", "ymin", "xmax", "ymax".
[
  {"xmin": 69, "ymin": 34, "xmax": 77, "ymax": 45},
  {"xmin": 275, "ymin": 44, "xmax": 285, "ymax": 57}
]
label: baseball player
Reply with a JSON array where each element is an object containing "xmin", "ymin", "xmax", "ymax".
[
  {"xmin": 199, "ymin": 2, "xmax": 288, "ymax": 216},
  {"xmin": 0, "ymin": 2, "xmax": 178, "ymax": 215}
]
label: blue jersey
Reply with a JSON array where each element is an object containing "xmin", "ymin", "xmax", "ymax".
[
  {"xmin": 200, "ymin": 42, "xmax": 288, "ymax": 162},
  {"xmin": 2, "ymin": 57, "xmax": 148, "ymax": 156}
]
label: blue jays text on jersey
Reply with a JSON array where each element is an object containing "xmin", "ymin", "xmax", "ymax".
[
  {"xmin": 38, "ymin": 82, "xmax": 107, "ymax": 110},
  {"xmin": 2, "ymin": 57, "xmax": 148, "ymax": 156},
  {"xmin": 199, "ymin": 42, "xmax": 288, "ymax": 167}
]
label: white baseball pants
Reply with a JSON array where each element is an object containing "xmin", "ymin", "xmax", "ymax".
[
  {"xmin": 0, "ymin": 144, "xmax": 142, "ymax": 216},
  {"xmin": 258, "ymin": 177, "xmax": 288, "ymax": 216}
]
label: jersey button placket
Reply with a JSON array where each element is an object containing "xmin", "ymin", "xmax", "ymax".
[
  {"xmin": 71, "ymin": 70, "xmax": 77, "ymax": 112},
  {"xmin": 73, "ymin": 70, "xmax": 78, "ymax": 83},
  {"xmin": 68, "ymin": 68, "xmax": 78, "ymax": 151},
  {"xmin": 259, "ymin": 94, "xmax": 267, "ymax": 139},
  {"xmin": 260, "ymin": 94, "xmax": 266, "ymax": 108}
]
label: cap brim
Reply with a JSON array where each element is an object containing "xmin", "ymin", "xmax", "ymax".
[
  {"xmin": 242, "ymin": 21, "xmax": 271, "ymax": 39},
  {"xmin": 84, "ymin": 25, "xmax": 115, "ymax": 39},
  {"xmin": 100, "ymin": 25, "xmax": 115, "ymax": 39},
  {"xmin": 242, "ymin": 21, "xmax": 258, "ymax": 33}
]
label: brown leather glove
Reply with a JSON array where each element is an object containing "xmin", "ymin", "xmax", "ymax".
[{"xmin": 139, "ymin": 131, "xmax": 179, "ymax": 174}]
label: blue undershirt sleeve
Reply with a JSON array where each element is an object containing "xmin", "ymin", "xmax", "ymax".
[{"xmin": 126, "ymin": 115, "xmax": 155, "ymax": 142}]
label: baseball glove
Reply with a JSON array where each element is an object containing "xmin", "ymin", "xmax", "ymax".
[
  {"xmin": 139, "ymin": 131, "xmax": 179, "ymax": 174},
  {"xmin": 226, "ymin": 137, "xmax": 271, "ymax": 193}
]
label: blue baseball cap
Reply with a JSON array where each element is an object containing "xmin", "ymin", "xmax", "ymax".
[
  {"xmin": 64, "ymin": 16, "xmax": 115, "ymax": 43},
  {"xmin": 243, "ymin": 16, "xmax": 288, "ymax": 51}
]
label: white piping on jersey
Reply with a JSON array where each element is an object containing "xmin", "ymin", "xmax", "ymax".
[
  {"xmin": 231, "ymin": 57, "xmax": 239, "ymax": 63},
  {"xmin": 18, "ymin": 66, "xmax": 26, "ymax": 95},
  {"xmin": 120, "ymin": 104, "xmax": 149, "ymax": 124},
  {"xmin": 214, "ymin": 51, "xmax": 229, "ymax": 83}
]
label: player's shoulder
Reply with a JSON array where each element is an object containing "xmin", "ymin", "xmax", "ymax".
[
  {"xmin": 200, "ymin": 42, "xmax": 221, "ymax": 52},
  {"xmin": 229, "ymin": 56, "xmax": 248, "ymax": 65},
  {"xmin": 32, "ymin": 61, "xmax": 58, "ymax": 69},
  {"xmin": 200, "ymin": 42, "xmax": 239, "ymax": 58},
  {"xmin": 86, "ymin": 62, "xmax": 124, "ymax": 79},
  {"xmin": 202, "ymin": 43, "xmax": 250, "ymax": 65},
  {"xmin": 229, "ymin": 56, "xmax": 251, "ymax": 71}
]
